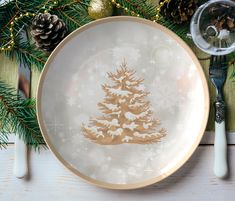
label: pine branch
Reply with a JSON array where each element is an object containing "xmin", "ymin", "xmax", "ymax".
[
  {"xmin": 0, "ymin": 81, "xmax": 46, "ymax": 150},
  {"xmin": 5, "ymin": 39, "xmax": 48, "ymax": 71},
  {"xmin": 0, "ymin": 0, "xmax": 92, "ymax": 72},
  {"xmin": 158, "ymin": 17, "xmax": 190, "ymax": 42},
  {"xmin": 116, "ymin": 0, "xmax": 156, "ymax": 19},
  {"xmin": 115, "ymin": 0, "xmax": 190, "ymax": 42},
  {"xmin": 54, "ymin": 0, "xmax": 93, "ymax": 32},
  {"xmin": 0, "ymin": 1, "xmax": 18, "ymax": 30}
]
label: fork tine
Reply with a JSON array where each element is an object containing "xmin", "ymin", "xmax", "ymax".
[
  {"xmin": 220, "ymin": 55, "xmax": 223, "ymax": 66},
  {"xmin": 222, "ymin": 55, "xmax": 227, "ymax": 63},
  {"xmin": 218, "ymin": 55, "xmax": 222, "ymax": 66},
  {"xmin": 220, "ymin": 55, "xmax": 227, "ymax": 67},
  {"xmin": 210, "ymin": 55, "xmax": 227, "ymax": 68},
  {"xmin": 210, "ymin": 55, "xmax": 216, "ymax": 65}
]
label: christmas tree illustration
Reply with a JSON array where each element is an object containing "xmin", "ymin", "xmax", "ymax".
[{"xmin": 81, "ymin": 61, "xmax": 166, "ymax": 145}]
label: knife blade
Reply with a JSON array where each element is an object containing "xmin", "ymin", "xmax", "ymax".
[{"xmin": 13, "ymin": 62, "xmax": 31, "ymax": 178}]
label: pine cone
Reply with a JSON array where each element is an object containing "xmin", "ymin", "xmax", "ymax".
[
  {"xmin": 31, "ymin": 13, "xmax": 67, "ymax": 52},
  {"xmin": 160, "ymin": 0, "xmax": 198, "ymax": 24}
]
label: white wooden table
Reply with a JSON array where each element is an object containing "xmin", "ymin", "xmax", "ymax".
[{"xmin": 1, "ymin": 132, "xmax": 235, "ymax": 201}]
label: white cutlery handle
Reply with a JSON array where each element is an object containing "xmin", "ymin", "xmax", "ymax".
[
  {"xmin": 214, "ymin": 121, "xmax": 227, "ymax": 178},
  {"xmin": 13, "ymin": 135, "xmax": 28, "ymax": 178}
]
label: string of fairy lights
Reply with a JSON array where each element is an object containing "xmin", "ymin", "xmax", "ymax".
[
  {"xmin": 0, "ymin": 0, "xmax": 58, "ymax": 51},
  {"xmin": 111, "ymin": 0, "xmax": 171, "ymax": 22},
  {"xmin": 0, "ymin": 0, "xmax": 170, "ymax": 52}
]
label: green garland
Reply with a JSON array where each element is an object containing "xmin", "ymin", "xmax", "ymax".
[
  {"xmin": 0, "ymin": 81, "xmax": 45, "ymax": 150},
  {"xmin": 0, "ymin": 0, "xmax": 93, "ymax": 71},
  {"xmin": 0, "ymin": 0, "xmax": 233, "ymax": 149}
]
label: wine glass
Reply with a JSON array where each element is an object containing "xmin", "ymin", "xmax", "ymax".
[{"xmin": 190, "ymin": 0, "xmax": 235, "ymax": 55}]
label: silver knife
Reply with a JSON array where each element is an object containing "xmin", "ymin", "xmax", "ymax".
[{"xmin": 13, "ymin": 62, "xmax": 31, "ymax": 178}]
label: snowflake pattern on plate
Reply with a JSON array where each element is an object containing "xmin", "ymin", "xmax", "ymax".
[{"xmin": 39, "ymin": 19, "xmax": 208, "ymax": 186}]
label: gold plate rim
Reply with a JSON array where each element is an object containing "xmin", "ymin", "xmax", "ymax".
[{"xmin": 36, "ymin": 16, "xmax": 209, "ymax": 190}]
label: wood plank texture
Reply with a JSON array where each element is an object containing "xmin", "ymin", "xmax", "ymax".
[
  {"xmin": 200, "ymin": 132, "xmax": 235, "ymax": 145},
  {"xmin": 0, "ymin": 145, "xmax": 235, "ymax": 201},
  {"xmin": 0, "ymin": 53, "xmax": 18, "ymax": 88}
]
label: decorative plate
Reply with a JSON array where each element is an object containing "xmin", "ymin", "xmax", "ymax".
[{"xmin": 37, "ymin": 17, "xmax": 209, "ymax": 189}]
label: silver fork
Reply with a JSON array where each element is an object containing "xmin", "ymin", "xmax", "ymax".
[{"xmin": 209, "ymin": 55, "xmax": 228, "ymax": 178}]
